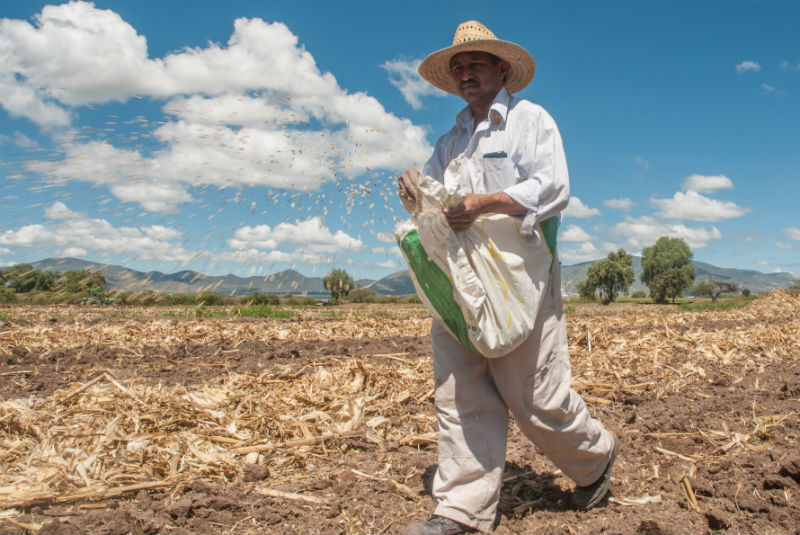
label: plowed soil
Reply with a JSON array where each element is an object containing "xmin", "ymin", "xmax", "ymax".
[{"xmin": 1, "ymin": 294, "xmax": 799, "ymax": 535}]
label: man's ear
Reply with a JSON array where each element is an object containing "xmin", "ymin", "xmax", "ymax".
[{"xmin": 499, "ymin": 60, "xmax": 511, "ymax": 82}]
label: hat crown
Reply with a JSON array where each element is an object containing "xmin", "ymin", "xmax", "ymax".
[{"xmin": 452, "ymin": 20, "xmax": 498, "ymax": 45}]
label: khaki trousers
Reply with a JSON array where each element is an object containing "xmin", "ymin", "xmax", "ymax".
[{"xmin": 430, "ymin": 264, "xmax": 614, "ymax": 532}]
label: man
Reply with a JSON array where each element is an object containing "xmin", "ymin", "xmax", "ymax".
[{"xmin": 398, "ymin": 21, "xmax": 619, "ymax": 535}]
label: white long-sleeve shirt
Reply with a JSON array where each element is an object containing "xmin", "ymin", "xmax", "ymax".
[{"xmin": 421, "ymin": 88, "xmax": 570, "ymax": 240}]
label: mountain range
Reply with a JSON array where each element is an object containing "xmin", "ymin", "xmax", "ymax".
[{"xmin": 26, "ymin": 256, "xmax": 795, "ymax": 297}]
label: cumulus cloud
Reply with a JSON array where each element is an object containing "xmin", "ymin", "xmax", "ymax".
[
  {"xmin": 560, "ymin": 224, "xmax": 592, "ymax": 243},
  {"xmin": 563, "ymin": 196, "xmax": 601, "ymax": 219},
  {"xmin": 228, "ymin": 217, "xmax": 365, "ymax": 255},
  {"xmin": 736, "ymin": 61, "xmax": 761, "ymax": 73},
  {"xmin": 776, "ymin": 242, "xmax": 795, "ymax": 250},
  {"xmin": 650, "ymin": 191, "xmax": 751, "ymax": 221},
  {"xmin": 376, "ymin": 233, "xmax": 395, "ymax": 243},
  {"xmin": 219, "ymin": 248, "xmax": 333, "ymax": 266},
  {"xmin": 560, "ymin": 242, "xmax": 604, "ymax": 264},
  {"xmin": 44, "ymin": 201, "xmax": 78, "ymax": 220},
  {"xmin": 681, "ymin": 174, "xmax": 733, "ymax": 193},
  {"xmin": 783, "ymin": 228, "xmax": 800, "ymax": 241},
  {"xmin": 610, "ymin": 215, "xmax": 722, "ymax": 250},
  {"xmin": 9, "ymin": 2, "xmax": 432, "ymax": 212},
  {"xmin": 61, "ymin": 247, "xmax": 88, "ymax": 258},
  {"xmin": 603, "ymin": 197, "xmax": 636, "ymax": 211},
  {"xmin": 377, "ymin": 259, "xmax": 398, "ymax": 269},
  {"xmin": 381, "ymin": 58, "xmax": 444, "ymax": 109},
  {"xmin": 0, "ymin": 202, "xmax": 194, "ymax": 261}
]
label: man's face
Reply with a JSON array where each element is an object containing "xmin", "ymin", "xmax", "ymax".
[{"xmin": 449, "ymin": 51, "xmax": 509, "ymax": 106}]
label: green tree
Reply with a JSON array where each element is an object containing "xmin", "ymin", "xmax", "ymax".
[
  {"xmin": 577, "ymin": 249, "xmax": 635, "ymax": 305},
  {"xmin": 246, "ymin": 292, "xmax": 279, "ymax": 305},
  {"xmin": 348, "ymin": 287, "xmax": 376, "ymax": 303},
  {"xmin": 691, "ymin": 275, "xmax": 738, "ymax": 302},
  {"xmin": 322, "ymin": 268, "xmax": 353, "ymax": 303},
  {"xmin": 790, "ymin": 278, "xmax": 800, "ymax": 290},
  {"xmin": 4, "ymin": 265, "xmax": 56, "ymax": 293},
  {"xmin": 640, "ymin": 237, "xmax": 696, "ymax": 303},
  {"xmin": 0, "ymin": 286, "xmax": 14, "ymax": 304},
  {"xmin": 576, "ymin": 280, "xmax": 597, "ymax": 301}
]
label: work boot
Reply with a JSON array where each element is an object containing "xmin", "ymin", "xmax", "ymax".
[
  {"xmin": 402, "ymin": 515, "xmax": 474, "ymax": 535},
  {"xmin": 571, "ymin": 435, "xmax": 619, "ymax": 511}
]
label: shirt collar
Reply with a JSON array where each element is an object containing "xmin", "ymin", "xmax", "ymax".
[{"xmin": 455, "ymin": 87, "xmax": 512, "ymax": 131}]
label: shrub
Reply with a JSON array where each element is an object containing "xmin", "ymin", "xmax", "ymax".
[
  {"xmin": 407, "ymin": 295, "xmax": 422, "ymax": 304},
  {"xmin": 196, "ymin": 291, "xmax": 225, "ymax": 306},
  {"xmin": 631, "ymin": 290, "xmax": 647, "ymax": 299},
  {"xmin": 247, "ymin": 292, "xmax": 280, "ymax": 305},
  {"xmin": 163, "ymin": 294, "xmax": 195, "ymax": 306},
  {"xmin": 0, "ymin": 287, "xmax": 16, "ymax": 304}
]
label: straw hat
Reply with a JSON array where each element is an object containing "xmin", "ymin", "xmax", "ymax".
[{"xmin": 418, "ymin": 20, "xmax": 536, "ymax": 95}]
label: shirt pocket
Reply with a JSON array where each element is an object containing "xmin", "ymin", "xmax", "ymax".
[{"xmin": 482, "ymin": 156, "xmax": 517, "ymax": 193}]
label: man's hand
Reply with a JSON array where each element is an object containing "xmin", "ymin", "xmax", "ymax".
[
  {"xmin": 444, "ymin": 193, "xmax": 484, "ymax": 232},
  {"xmin": 398, "ymin": 169, "xmax": 422, "ymax": 213},
  {"xmin": 444, "ymin": 192, "xmax": 527, "ymax": 232}
]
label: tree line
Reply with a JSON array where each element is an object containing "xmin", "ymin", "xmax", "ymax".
[
  {"xmin": 0, "ymin": 265, "xmax": 420, "ymax": 306},
  {"xmin": 575, "ymin": 236, "xmax": 760, "ymax": 305}
]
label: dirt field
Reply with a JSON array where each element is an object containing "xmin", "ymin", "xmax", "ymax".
[{"xmin": 1, "ymin": 292, "xmax": 799, "ymax": 534}]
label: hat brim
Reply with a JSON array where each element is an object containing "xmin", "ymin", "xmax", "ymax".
[{"xmin": 418, "ymin": 39, "xmax": 536, "ymax": 95}]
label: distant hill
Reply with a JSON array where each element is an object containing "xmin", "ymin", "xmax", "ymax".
[
  {"xmin": 25, "ymin": 256, "xmax": 796, "ymax": 297},
  {"xmin": 31, "ymin": 258, "xmax": 328, "ymax": 297},
  {"xmin": 364, "ymin": 270, "xmax": 417, "ymax": 295}
]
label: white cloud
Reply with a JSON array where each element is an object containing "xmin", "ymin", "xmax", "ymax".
[
  {"xmin": 776, "ymin": 242, "xmax": 795, "ymax": 250},
  {"xmin": 219, "ymin": 248, "xmax": 331, "ymax": 265},
  {"xmin": 650, "ymin": 191, "xmax": 751, "ymax": 221},
  {"xmin": 144, "ymin": 225, "xmax": 183, "ymax": 240},
  {"xmin": 782, "ymin": 228, "xmax": 800, "ymax": 241},
  {"xmin": 779, "ymin": 60, "xmax": 800, "ymax": 72},
  {"xmin": 602, "ymin": 197, "xmax": 636, "ymax": 211},
  {"xmin": 611, "ymin": 215, "xmax": 722, "ymax": 250},
  {"xmin": 9, "ymin": 3, "xmax": 432, "ymax": 211},
  {"xmin": 228, "ymin": 217, "xmax": 364, "ymax": 255},
  {"xmin": 13, "ymin": 132, "xmax": 38, "ymax": 148},
  {"xmin": 560, "ymin": 224, "xmax": 592, "ymax": 243},
  {"xmin": 756, "ymin": 260, "xmax": 769, "ymax": 266},
  {"xmin": 735, "ymin": 61, "xmax": 761, "ymax": 74},
  {"xmin": 381, "ymin": 58, "xmax": 444, "ymax": 109},
  {"xmin": 760, "ymin": 84, "xmax": 785, "ymax": 96},
  {"xmin": 681, "ymin": 174, "xmax": 733, "ymax": 193},
  {"xmin": 61, "ymin": 247, "xmax": 87, "ymax": 258},
  {"xmin": 563, "ymin": 196, "xmax": 601, "ymax": 219},
  {"xmin": 376, "ymin": 232, "xmax": 395, "ymax": 243},
  {"xmin": 377, "ymin": 259, "xmax": 398, "ymax": 269},
  {"xmin": 44, "ymin": 201, "xmax": 78, "ymax": 220},
  {"xmin": 0, "ymin": 203, "xmax": 194, "ymax": 261},
  {"xmin": 560, "ymin": 242, "xmax": 604, "ymax": 264}
]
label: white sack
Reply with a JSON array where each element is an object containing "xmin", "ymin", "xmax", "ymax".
[{"xmin": 395, "ymin": 158, "xmax": 558, "ymax": 358}]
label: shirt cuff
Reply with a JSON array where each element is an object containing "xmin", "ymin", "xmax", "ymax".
[{"xmin": 503, "ymin": 182, "xmax": 541, "ymax": 244}]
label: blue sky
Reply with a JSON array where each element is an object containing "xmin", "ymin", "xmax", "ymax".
[{"xmin": 1, "ymin": 0, "xmax": 798, "ymax": 282}]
